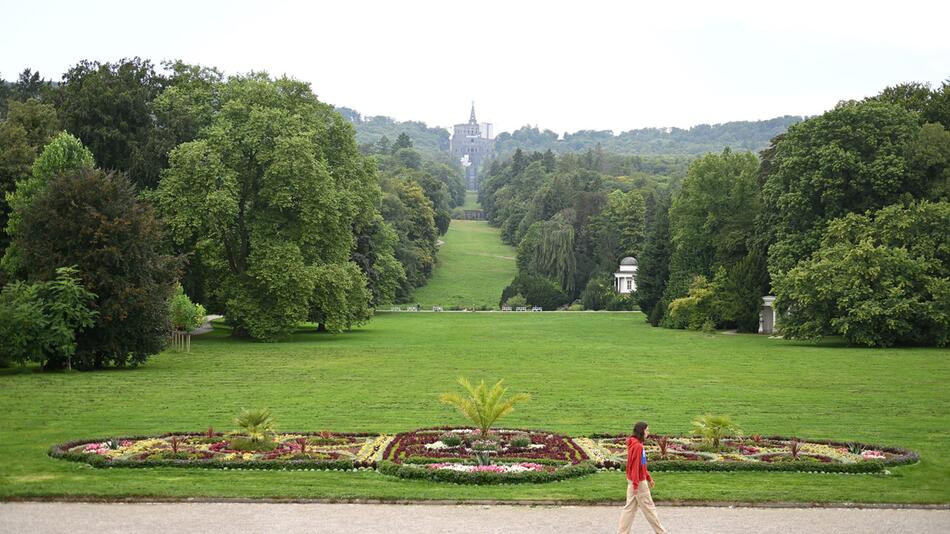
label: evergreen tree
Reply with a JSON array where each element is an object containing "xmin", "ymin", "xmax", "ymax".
[{"xmin": 636, "ymin": 193, "xmax": 671, "ymax": 324}]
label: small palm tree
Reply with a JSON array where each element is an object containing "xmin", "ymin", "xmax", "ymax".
[
  {"xmin": 439, "ymin": 378, "xmax": 531, "ymax": 435},
  {"xmin": 691, "ymin": 414, "xmax": 741, "ymax": 450},
  {"xmin": 235, "ymin": 408, "xmax": 275, "ymax": 443}
]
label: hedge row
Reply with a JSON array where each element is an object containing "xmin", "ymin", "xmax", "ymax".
[{"xmin": 377, "ymin": 460, "xmax": 598, "ymax": 485}]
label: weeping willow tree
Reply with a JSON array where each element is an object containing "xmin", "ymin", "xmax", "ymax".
[{"xmin": 538, "ymin": 210, "xmax": 577, "ymax": 295}]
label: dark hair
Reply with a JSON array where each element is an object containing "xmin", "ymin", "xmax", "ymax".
[{"xmin": 633, "ymin": 421, "xmax": 648, "ymax": 441}]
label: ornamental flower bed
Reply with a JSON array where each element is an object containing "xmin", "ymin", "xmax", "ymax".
[
  {"xmin": 377, "ymin": 427, "xmax": 596, "ymax": 484},
  {"xmin": 382, "ymin": 427, "xmax": 588, "ymax": 465},
  {"xmin": 51, "ymin": 429, "xmax": 918, "ymax": 480},
  {"xmin": 50, "ymin": 432, "xmax": 394, "ymax": 470},
  {"xmin": 574, "ymin": 435, "xmax": 919, "ymax": 474}
]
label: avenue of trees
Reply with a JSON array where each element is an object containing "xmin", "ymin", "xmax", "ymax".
[
  {"xmin": 0, "ymin": 59, "xmax": 462, "ymax": 368},
  {"xmin": 485, "ymin": 79, "xmax": 950, "ymax": 346}
]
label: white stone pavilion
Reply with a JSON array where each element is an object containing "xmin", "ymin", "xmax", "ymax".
[{"xmin": 614, "ymin": 257, "xmax": 638, "ymax": 294}]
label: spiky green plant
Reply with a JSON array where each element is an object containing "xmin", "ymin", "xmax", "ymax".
[
  {"xmin": 691, "ymin": 414, "xmax": 742, "ymax": 450},
  {"xmin": 234, "ymin": 408, "xmax": 275, "ymax": 443},
  {"xmin": 439, "ymin": 378, "xmax": 531, "ymax": 435}
]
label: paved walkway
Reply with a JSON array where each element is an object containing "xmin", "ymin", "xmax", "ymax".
[
  {"xmin": 2, "ymin": 502, "xmax": 948, "ymax": 533},
  {"xmin": 188, "ymin": 314, "xmax": 224, "ymax": 336}
]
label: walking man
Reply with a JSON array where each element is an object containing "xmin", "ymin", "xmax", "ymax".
[{"xmin": 617, "ymin": 421, "xmax": 668, "ymax": 534}]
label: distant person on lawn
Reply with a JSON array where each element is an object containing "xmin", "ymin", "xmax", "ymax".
[{"xmin": 617, "ymin": 421, "xmax": 668, "ymax": 534}]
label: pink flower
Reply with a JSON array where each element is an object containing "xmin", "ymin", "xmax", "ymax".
[
  {"xmin": 515, "ymin": 462, "xmax": 545, "ymax": 471},
  {"xmin": 862, "ymin": 450, "xmax": 886, "ymax": 460},
  {"xmin": 471, "ymin": 465, "xmax": 506, "ymax": 472}
]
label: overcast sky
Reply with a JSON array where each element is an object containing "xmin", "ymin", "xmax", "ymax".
[{"xmin": 2, "ymin": 0, "xmax": 947, "ymax": 134}]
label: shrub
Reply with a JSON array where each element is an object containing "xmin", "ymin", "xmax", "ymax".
[
  {"xmin": 580, "ymin": 276, "xmax": 614, "ymax": 310},
  {"xmin": 789, "ymin": 439, "xmax": 802, "ymax": 459},
  {"xmin": 605, "ymin": 292, "xmax": 638, "ymax": 311},
  {"xmin": 234, "ymin": 408, "xmax": 275, "ymax": 443},
  {"xmin": 228, "ymin": 437, "xmax": 278, "ymax": 452},
  {"xmin": 169, "ymin": 284, "xmax": 206, "ymax": 332},
  {"xmin": 667, "ymin": 276, "xmax": 716, "ymax": 330},
  {"xmin": 439, "ymin": 378, "xmax": 531, "ymax": 435},
  {"xmin": 510, "ymin": 433, "xmax": 532, "ymax": 449},
  {"xmin": 500, "ymin": 274, "xmax": 569, "ymax": 310},
  {"xmin": 505, "ymin": 293, "xmax": 527, "ymax": 308},
  {"xmin": 438, "ymin": 432, "xmax": 463, "ymax": 447},
  {"xmin": 691, "ymin": 414, "xmax": 742, "ymax": 450},
  {"xmin": 0, "ymin": 266, "xmax": 97, "ymax": 369}
]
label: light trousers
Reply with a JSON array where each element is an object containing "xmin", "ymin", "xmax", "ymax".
[{"xmin": 617, "ymin": 479, "xmax": 667, "ymax": 534}]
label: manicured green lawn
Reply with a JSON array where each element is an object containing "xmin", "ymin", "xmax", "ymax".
[
  {"xmin": 1, "ymin": 313, "xmax": 948, "ymax": 503},
  {"xmin": 409, "ymin": 220, "xmax": 515, "ymax": 309},
  {"xmin": 460, "ymin": 190, "xmax": 480, "ymax": 211}
]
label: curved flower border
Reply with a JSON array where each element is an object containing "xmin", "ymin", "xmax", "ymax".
[{"xmin": 50, "ymin": 430, "xmax": 918, "ymax": 481}]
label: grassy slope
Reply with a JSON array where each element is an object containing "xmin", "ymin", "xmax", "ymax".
[
  {"xmin": 409, "ymin": 219, "xmax": 515, "ymax": 309},
  {"xmin": 460, "ymin": 190, "xmax": 480, "ymax": 210},
  {"xmin": 1, "ymin": 313, "xmax": 948, "ymax": 503}
]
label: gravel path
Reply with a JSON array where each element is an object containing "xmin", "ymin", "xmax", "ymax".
[{"xmin": 2, "ymin": 502, "xmax": 948, "ymax": 533}]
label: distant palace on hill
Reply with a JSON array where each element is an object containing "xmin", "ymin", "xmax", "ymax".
[{"xmin": 450, "ymin": 103, "xmax": 495, "ymax": 191}]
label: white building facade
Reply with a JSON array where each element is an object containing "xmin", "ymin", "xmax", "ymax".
[{"xmin": 614, "ymin": 257, "xmax": 638, "ymax": 294}]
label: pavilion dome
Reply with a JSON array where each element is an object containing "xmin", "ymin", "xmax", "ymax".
[{"xmin": 620, "ymin": 257, "xmax": 638, "ymax": 266}]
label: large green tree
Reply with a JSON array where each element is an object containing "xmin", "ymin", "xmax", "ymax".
[
  {"xmin": 660, "ymin": 148, "xmax": 760, "ymax": 320},
  {"xmin": 380, "ymin": 176, "xmax": 438, "ymax": 300},
  {"xmin": 3, "ymin": 131, "xmax": 93, "ymax": 276},
  {"xmin": 775, "ymin": 201, "xmax": 950, "ymax": 347},
  {"xmin": 57, "ymin": 58, "xmax": 167, "ymax": 188},
  {"xmin": 14, "ymin": 168, "xmax": 178, "ymax": 368},
  {"xmin": 760, "ymin": 100, "xmax": 946, "ymax": 279},
  {"xmin": 636, "ymin": 193, "xmax": 672, "ymax": 324},
  {"xmin": 157, "ymin": 74, "xmax": 376, "ymax": 340},
  {"xmin": 0, "ymin": 99, "xmax": 59, "ymax": 256}
]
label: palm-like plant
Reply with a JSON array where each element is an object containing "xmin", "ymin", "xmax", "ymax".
[
  {"xmin": 439, "ymin": 378, "xmax": 531, "ymax": 435},
  {"xmin": 235, "ymin": 408, "xmax": 275, "ymax": 443},
  {"xmin": 691, "ymin": 414, "xmax": 741, "ymax": 450}
]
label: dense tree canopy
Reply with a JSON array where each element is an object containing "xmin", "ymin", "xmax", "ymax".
[
  {"xmin": 760, "ymin": 100, "xmax": 950, "ymax": 279},
  {"xmin": 0, "ymin": 99, "xmax": 59, "ymax": 256},
  {"xmin": 3, "ymin": 132, "xmax": 95, "ymax": 276},
  {"xmin": 157, "ymin": 74, "xmax": 379, "ymax": 340},
  {"xmin": 14, "ymin": 167, "xmax": 178, "ymax": 368},
  {"xmin": 57, "ymin": 58, "xmax": 168, "ymax": 188},
  {"xmin": 775, "ymin": 201, "xmax": 950, "ymax": 347},
  {"xmin": 658, "ymin": 149, "xmax": 761, "ymax": 328},
  {"xmin": 482, "ymin": 148, "xmax": 674, "ymax": 307}
]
